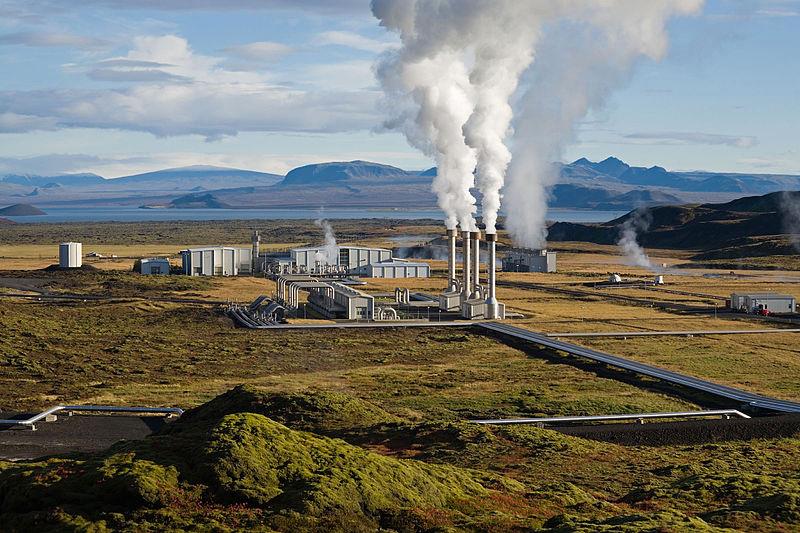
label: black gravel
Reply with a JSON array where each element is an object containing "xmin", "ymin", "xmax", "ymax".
[
  {"xmin": 0, "ymin": 413, "xmax": 168, "ymax": 461},
  {"xmin": 556, "ymin": 414, "xmax": 800, "ymax": 446}
]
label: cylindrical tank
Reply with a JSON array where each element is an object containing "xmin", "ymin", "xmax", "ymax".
[
  {"xmin": 59, "ymin": 242, "xmax": 82, "ymax": 268},
  {"xmin": 485, "ymin": 233, "xmax": 499, "ymax": 318},
  {"xmin": 471, "ymin": 230, "xmax": 480, "ymax": 292},
  {"xmin": 446, "ymin": 228, "xmax": 457, "ymax": 291},
  {"xmin": 462, "ymin": 230, "xmax": 471, "ymax": 301}
]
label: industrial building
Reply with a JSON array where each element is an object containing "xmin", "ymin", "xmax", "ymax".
[
  {"xmin": 59, "ymin": 242, "xmax": 82, "ymax": 268},
  {"xmin": 291, "ymin": 245, "xmax": 392, "ymax": 273},
  {"xmin": 502, "ymin": 249, "xmax": 557, "ymax": 273},
  {"xmin": 180, "ymin": 246, "xmax": 252, "ymax": 276},
  {"xmin": 352, "ymin": 259, "xmax": 430, "ymax": 278},
  {"xmin": 730, "ymin": 293, "xmax": 796, "ymax": 315},
  {"xmin": 276, "ymin": 274, "xmax": 375, "ymax": 320},
  {"xmin": 134, "ymin": 258, "xmax": 170, "ymax": 275}
]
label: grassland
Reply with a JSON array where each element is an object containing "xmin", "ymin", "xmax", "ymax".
[{"xmin": 1, "ymin": 219, "xmax": 800, "ymax": 530}]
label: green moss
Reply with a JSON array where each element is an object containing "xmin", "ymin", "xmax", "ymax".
[{"xmin": 542, "ymin": 510, "xmax": 730, "ymax": 532}]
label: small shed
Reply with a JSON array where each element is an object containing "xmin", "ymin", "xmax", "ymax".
[
  {"xmin": 135, "ymin": 258, "xmax": 170, "ymax": 275},
  {"xmin": 356, "ymin": 259, "xmax": 431, "ymax": 278}
]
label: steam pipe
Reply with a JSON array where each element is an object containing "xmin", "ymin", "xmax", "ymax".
[
  {"xmin": 485, "ymin": 233, "xmax": 499, "ymax": 319},
  {"xmin": 462, "ymin": 230, "xmax": 471, "ymax": 301},
  {"xmin": 471, "ymin": 230, "xmax": 480, "ymax": 295},
  {"xmin": 447, "ymin": 228, "xmax": 457, "ymax": 291}
]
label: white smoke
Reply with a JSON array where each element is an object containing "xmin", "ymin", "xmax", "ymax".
[
  {"xmin": 372, "ymin": 0, "xmax": 703, "ymax": 244},
  {"xmin": 780, "ymin": 191, "xmax": 800, "ymax": 252},
  {"xmin": 314, "ymin": 217, "xmax": 338, "ymax": 265},
  {"xmin": 618, "ymin": 208, "xmax": 653, "ymax": 269}
]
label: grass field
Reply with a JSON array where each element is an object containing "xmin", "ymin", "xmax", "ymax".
[{"xmin": 1, "ymin": 219, "xmax": 800, "ymax": 530}]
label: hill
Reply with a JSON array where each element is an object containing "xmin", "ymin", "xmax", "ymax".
[
  {"xmin": 280, "ymin": 160, "xmax": 427, "ymax": 187},
  {"xmin": 112, "ymin": 165, "xmax": 282, "ymax": 189},
  {"xmin": 548, "ymin": 191, "xmax": 800, "ymax": 259},
  {"xmin": 0, "ymin": 203, "xmax": 45, "ymax": 216},
  {"xmin": 164, "ymin": 192, "xmax": 233, "ymax": 209}
]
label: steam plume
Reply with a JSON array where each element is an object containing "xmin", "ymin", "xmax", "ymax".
[
  {"xmin": 314, "ymin": 217, "xmax": 338, "ymax": 265},
  {"xmin": 372, "ymin": 0, "xmax": 703, "ymax": 244},
  {"xmin": 780, "ymin": 191, "xmax": 800, "ymax": 252},
  {"xmin": 618, "ymin": 208, "xmax": 653, "ymax": 269}
]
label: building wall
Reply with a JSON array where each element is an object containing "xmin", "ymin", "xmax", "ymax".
[
  {"xmin": 502, "ymin": 250, "xmax": 557, "ymax": 273},
  {"xmin": 367, "ymin": 263, "xmax": 430, "ymax": 278},
  {"xmin": 291, "ymin": 246, "xmax": 391, "ymax": 272},
  {"xmin": 182, "ymin": 247, "xmax": 250, "ymax": 276},
  {"xmin": 140, "ymin": 259, "xmax": 170, "ymax": 275},
  {"xmin": 730, "ymin": 293, "xmax": 796, "ymax": 314}
]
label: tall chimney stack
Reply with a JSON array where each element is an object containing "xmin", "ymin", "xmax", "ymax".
[
  {"xmin": 447, "ymin": 228, "xmax": 457, "ymax": 291},
  {"xmin": 471, "ymin": 230, "xmax": 481, "ymax": 296},
  {"xmin": 485, "ymin": 233, "xmax": 499, "ymax": 318},
  {"xmin": 462, "ymin": 230, "xmax": 472, "ymax": 301}
]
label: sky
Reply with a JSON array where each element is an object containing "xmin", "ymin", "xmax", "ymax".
[{"xmin": 0, "ymin": 0, "xmax": 797, "ymax": 178}]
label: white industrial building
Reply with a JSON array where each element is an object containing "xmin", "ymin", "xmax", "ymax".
[
  {"xmin": 502, "ymin": 249, "xmax": 557, "ymax": 273},
  {"xmin": 59, "ymin": 242, "xmax": 82, "ymax": 268},
  {"xmin": 180, "ymin": 246, "xmax": 252, "ymax": 276},
  {"xmin": 352, "ymin": 259, "xmax": 430, "ymax": 279},
  {"xmin": 730, "ymin": 293, "xmax": 796, "ymax": 315},
  {"xmin": 308, "ymin": 281, "xmax": 375, "ymax": 320},
  {"xmin": 291, "ymin": 245, "xmax": 392, "ymax": 272},
  {"xmin": 135, "ymin": 258, "xmax": 170, "ymax": 275}
]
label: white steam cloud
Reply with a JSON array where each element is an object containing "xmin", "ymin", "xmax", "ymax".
[
  {"xmin": 780, "ymin": 191, "xmax": 800, "ymax": 252},
  {"xmin": 372, "ymin": 0, "xmax": 703, "ymax": 243},
  {"xmin": 314, "ymin": 217, "xmax": 339, "ymax": 265},
  {"xmin": 618, "ymin": 208, "xmax": 653, "ymax": 269}
]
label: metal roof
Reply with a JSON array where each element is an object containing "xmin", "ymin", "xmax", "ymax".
[
  {"xmin": 291, "ymin": 244, "xmax": 390, "ymax": 252},
  {"xmin": 369, "ymin": 260, "xmax": 430, "ymax": 268}
]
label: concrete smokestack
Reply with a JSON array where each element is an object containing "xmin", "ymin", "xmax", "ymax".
[
  {"xmin": 471, "ymin": 230, "xmax": 480, "ymax": 295},
  {"xmin": 447, "ymin": 228, "xmax": 457, "ymax": 291},
  {"xmin": 485, "ymin": 233, "xmax": 499, "ymax": 318},
  {"xmin": 462, "ymin": 230, "xmax": 471, "ymax": 301}
]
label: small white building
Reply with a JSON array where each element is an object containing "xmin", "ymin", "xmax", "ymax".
[
  {"xmin": 135, "ymin": 258, "xmax": 170, "ymax": 275},
  {"xmin": 354, "ymin": 259, "xmax": 430, "ymax": 278},
  {"xmin": 730, "ymin": 293, "xmax": 796, "ymax": 314},
  {"xmin": 181, "ymin": 246, "xmax": 252, "ymax": 276},
  {"xmin": 502, "ymin": 249, "xmax": 557, "ymax": 273},
  {"xmin": 59, "ymin": 242, "xmax": 82, "ymax": 268}
]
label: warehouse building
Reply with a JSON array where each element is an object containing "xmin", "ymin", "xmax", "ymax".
[
  {"xmin": 180, "ymin": 246, "xmax": 252, "ymax": 276},
  {"xmin": 502, "ymin": 249, "xmax": 557, "ymax": 273},
  {"xmin": 134, "ymin": 258, "xmax": 170, "ymax": 275},
  {"xmin": 352, "ymin": 259, "xmax": 430, "ymax": 278},
  {"xmin": 291, "ymin": 245, "xmax": 392, "ymax": 272},
  {"xmin": 730, "ymin": 293, "xmax": 796, "ymax": 315}
]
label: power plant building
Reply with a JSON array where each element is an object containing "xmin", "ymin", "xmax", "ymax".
[
  {"xmin": 502, "ymin": 249, "xmax": 557, "ymax": 273},
  {"xmin": 135, "ymin": 258, "xmax": 170, "ymax": 275},
  {"xmin": 291, "ymin": 245, "xmax": 392, "ymax": 272},
  {"xmin": 181, "ymin": 246, "xmax": 252, "ymax": 276},
  {"xmin": 352, "ymin": 259, "xmax": 430, "ymax": 279},
  {"xmin": 59, "ymin": 242, "xmax": 82, "ymax": 268},
  {"xmin": 307, "ymin": 281, "xmax": 375, "ymax": 320}
]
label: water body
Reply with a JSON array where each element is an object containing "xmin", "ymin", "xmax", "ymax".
[{"xmin": 5, "ymin": 206, "xmax": 627, "ymax": 224}]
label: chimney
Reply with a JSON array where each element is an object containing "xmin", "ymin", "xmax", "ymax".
[
  {"xmin": 447, "ymin": 228, "xmax": 457, "ymax": 291},
  {"xmin": 471, "ymin": 230, "xmax": 480, "ymax": 295},
  {"xmin": 252, "ymin": 229, "xmax": 260, "ymax": 273},
  {"xmin": 462, "ymin": 230, "xmax": 471, "ymax": 301},
  {"xmin": 485, "ymin": 233, "xmax": 499, "ymax": 318}
]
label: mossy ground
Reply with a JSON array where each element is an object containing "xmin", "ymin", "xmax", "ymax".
[{"xmin": 1, "ymin": 386, "xmax": 799, "ymax": 531}]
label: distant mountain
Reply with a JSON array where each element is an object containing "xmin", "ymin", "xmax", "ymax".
[
  {"xmin": 280, "ymin": 160, "xmax": 424, "ymax": 187},
  {"xmin": 0, "ymin": 173, "xmax": 105, "ymax": 188},
  {"xmin": 164, "ymin": 192, "xmax": 233, "ymax": 209},
  {"xmin": 111, "ymin": 165, "xmax": 282, "ymax": 189},
  {"xmin": 0, "ymin": 217, "xmax": 14, "ymax": 224},
  {"xmin": 0, "ymin": 203, "xmax": 46, "ymax": 215},
  {"xmin": 548, "ymin": 190, "xmax": 800, "ymax": 259}
]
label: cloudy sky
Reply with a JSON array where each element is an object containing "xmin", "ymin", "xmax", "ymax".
[{"xmin": 0, "ymin": 0, "xmax": 797, "ymax": 177}]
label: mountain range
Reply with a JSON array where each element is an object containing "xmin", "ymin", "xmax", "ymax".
[{"xmin": 2, "ymin": 157, "xmax": 800, "ymax": 211}]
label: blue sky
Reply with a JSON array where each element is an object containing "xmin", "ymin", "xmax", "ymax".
[{"xmin": 0, "ymin": 0, "xmax": 797, "ymax": 177}]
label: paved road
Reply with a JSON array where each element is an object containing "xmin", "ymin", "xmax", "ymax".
[
  {"xmin": 0, "ymin": 414, "xmax": 168, "ymax": 461},
  {"xmin": 547, "ymin": 328, "xmax": 800, "ymax": 338}
]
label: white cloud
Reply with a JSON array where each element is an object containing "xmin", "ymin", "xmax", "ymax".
[
  {"xmin": 0, "ymin": 34, "xmax": 380, "ymax": 140},
  {"xmin": 314, "ymin": 30, "xmax": 396, "ymax": 53},
  {"xmin": 623, "ymin": 131, "xmax": 758, "ymax": 148},
  {"xmin": 224, "ymin": 41, "xmax": 293, "ymax": 62},
  {"xmin": 0, "ymin": 112, "xmax": 58, "ymax": 133}
]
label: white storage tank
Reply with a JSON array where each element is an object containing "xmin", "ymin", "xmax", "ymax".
[{"xmin": 59, "ymin": 242, "xmax": 82, "ymax": 268}]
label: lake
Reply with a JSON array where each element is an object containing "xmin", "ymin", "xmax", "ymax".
[{"xmin": 4, "ymin": 207, "xmax": 627, "ymax": 224}]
